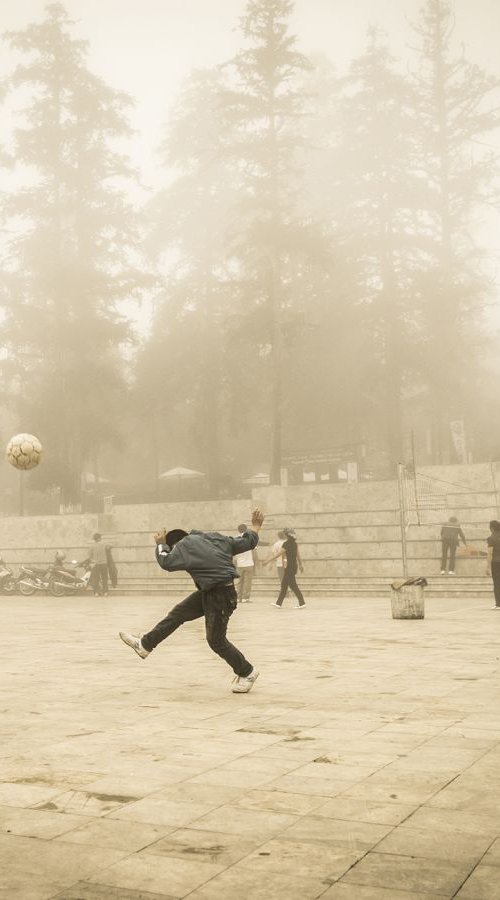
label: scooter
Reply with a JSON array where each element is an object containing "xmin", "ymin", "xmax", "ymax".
[
  {"xmin": 17, "ymin": 564, "xmax": 54, "ymax": 596},
  {"xmin": 0, "ymin": 558, "xmax": 16, "ymax": 594},
  {"xmin": 49, "ymin": 559, "xmax": 92, "ymax": 597}
]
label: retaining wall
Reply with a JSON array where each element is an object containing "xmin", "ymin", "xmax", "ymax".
[{"xmin": 0, "ymin": 464, "xmax": 498, "ymax": 581}]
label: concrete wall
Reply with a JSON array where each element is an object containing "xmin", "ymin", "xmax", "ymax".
[
  {"xmin": 0, "ymin": 464, "xmax": 497, "ymax": 580},
  {"xmin": 0, "ymin": 513, "xmax": 99, "ymax": 558},
  {"xmin": 253, "ymin": 481, "xmax": 399, "ymax": 514}
]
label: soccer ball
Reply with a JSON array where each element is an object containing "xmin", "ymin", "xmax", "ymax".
[{"xmin": 6, "ymin": 433, "xmax": 43, "ymax": 471}]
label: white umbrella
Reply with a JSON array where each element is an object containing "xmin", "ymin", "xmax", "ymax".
[
  {"xmin": 159, "ymin": 466, "xmax": 205, "ymax": 479},
  {"xmin": 81, "ymin": 472, "xmax": 111, "ymax": 484}
]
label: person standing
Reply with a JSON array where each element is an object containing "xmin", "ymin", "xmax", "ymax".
[
  {"xmin": 235, "ymin": 523, "xmax": 259, "ymax": 603},
  {"xmin": 266, "ymin": 528, "xmax": 306, "ymax": 609},
  {"xmin": 487, "ymin": 519, "xmax": 500, "ymax": 609},
  {"xmin": 106, "ymin": 544, "xmax": 118, "ymax": 589},
  {"xmin": 89, "ymin": 532, "xmax": 110, "ymax": 596},
  {"xmin": 119, "ymin": 508, "xmax": 264, "ymax": 693},
  {"xmin": 440, "ymin": 517, "xmax": 466, "ymax": 575}
]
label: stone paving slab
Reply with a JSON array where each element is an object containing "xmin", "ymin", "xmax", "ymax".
[
  {"xmin": 320, "ymin": 886, "xmax": 449, "ymax": 900},
  {"xmin": 339, "ymin": 851, "xmax": 472, "ymax": 894},
  {"xmin": 454, "ymin": 864, "xmax": 500, "ymax": 899},
  {"xmin": 1, "ymin": 592, "xmax": 500, "ymax": 898},
  {"xmin": 53, "ymin": 886, "xmax": 177, "ymax": 900}
]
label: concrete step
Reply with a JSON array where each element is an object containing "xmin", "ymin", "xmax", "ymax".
[
  {"xmin": 101, "ymin": 558, "xmax": 491, "ymax": 577},
  {"xmin": 111, "ymin": 575, "xmax": 494, "ymax": 600},
  {"xmin": 111, "ymin": 588, "xmax": 493, "ymax": 600},
  {"xmin": 114, "ymin": 574, "xmax": 492, "ymax": 591}
]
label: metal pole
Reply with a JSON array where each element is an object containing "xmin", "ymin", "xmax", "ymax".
[
  {"xmin": 397, "ymin": 463, "xmax": 408, "ymax": 578},
  {"xmin": 411, "ymin": 430, "xmax": 420, "ymax": 526},
  {"xmin": 19, "ymin": 471, "xmax": 25, "ymax": 517}
]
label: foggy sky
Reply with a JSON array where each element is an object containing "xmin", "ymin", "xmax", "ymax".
[
  {"xmin": 2, "ymin": 0, "xmax": 500, "ymax": 332},
  {"xmin": 3, "ymin": 0, "xmax": 499, "ymax": 186}
]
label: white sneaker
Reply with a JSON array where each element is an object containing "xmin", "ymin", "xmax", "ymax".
[
  {"xmin": 232, "ymin": 670, "xmax": 259, "ymax": 693},
  {"xmin": 270, "ymin": 602, "xmax": 281, "ymax": 607},
  {"xmin": 490, "ymin": 606, "xmax": 500, "ymax": 610},
  {"xmin": 440, "ymin": 570, "xmax": 446, "ymax": 575},
  {"xmin": 119, "ymin": 632, "xmax": 150, "ymax": 659},
  {"xmin": 448, "ymin": 571, "xmax": 456, "ymax": 575},
  {"xmin": 294, "ymin": 604, "xmax": 306, "ymax": 609}
]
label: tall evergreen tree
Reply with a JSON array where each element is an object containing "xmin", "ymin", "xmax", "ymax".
[
  {"xmin": 141, "ymin": 68, "xmax": 238, "ymax": 495},
  {"xmin": 2, "ymin": 3, "xmax": 141, "ymax": 501},
  {"xmin": 222, "ymin": 0, "xmax": 312, "ymax": 483},
  {"xmin": 331, "ymin": 28, "xmax": 420, "ymax": 470},
  {"xmin": 410, "ymin": 0, "xmax": 500, "ymax": 462}
]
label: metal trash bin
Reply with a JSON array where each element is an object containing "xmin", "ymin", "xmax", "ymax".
[{"xmin": 390, "ymin": 582, "xmax": 425, "ymax": 619}]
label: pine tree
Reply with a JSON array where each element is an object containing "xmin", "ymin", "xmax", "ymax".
[
  {"xmin": 141, "ymin": 68, "xmax": 238, "ymax": 495},
  {"xmin": 330, "ymin": 28, "xmax": 421, "ymax": 470},
  {"xmin": 410, "ymin": 0, "xmax": 500, "ymax": 462},
  {"xmin": 221, "ymin": 0, "xmax": 312, "ymax": 483},
  {"xmin": 2, "ymin": 3, "xmax": 142, "ymax": 501}
]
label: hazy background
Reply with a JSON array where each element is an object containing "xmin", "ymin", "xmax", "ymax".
[
  {"xmin": 3, "ymin": 0, "xmax": 499, "ymax": 185},
  {"xmin": 3, "ymin": 0, "xmax": 499, "ymax": 334},
  {"xmin": 1, "ymin": 0, "xmax": 500, "ymax": 511}
]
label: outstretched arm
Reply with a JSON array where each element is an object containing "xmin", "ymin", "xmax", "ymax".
[
  {"xmin": 230, "ymin": 508, "xmax": 265, "ymax": 554},
  {"xmin": 262, "ymin": 547, "xmax": 285, "ymax": 566},
  {"xmin": 250, "ymin": 508, "xmax": 264, "ymax": 533}
]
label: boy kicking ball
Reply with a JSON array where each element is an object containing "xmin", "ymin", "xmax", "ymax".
[{"xmin": 119, "ymin": 508, "xmax": 264, "ymax": 693}]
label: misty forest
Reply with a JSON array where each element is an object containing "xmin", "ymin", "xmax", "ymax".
[{"xmin": 1, "ymin": 0, "xmax": 500, "ymax": 511}]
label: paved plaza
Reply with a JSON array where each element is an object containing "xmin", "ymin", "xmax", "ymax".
[{"xmin": 2, "ymin": 591, "xmax": 500, "ymax": 899}]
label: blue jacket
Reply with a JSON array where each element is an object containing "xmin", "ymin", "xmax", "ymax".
[{"xmin": 155, "ymin": 528, "xmax": 259, "ymax": 591}]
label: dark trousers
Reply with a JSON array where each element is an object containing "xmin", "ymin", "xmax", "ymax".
[
  {"xmin": 491, "ymin": 562, "xmax": 500, "ymax": 607},
  {"xmin": 141, "ymin": 583, "xmax": 253, "ymax": 677},
  {"xmin": 277, "ymin": 566, "xmax": 288, "ymax": 597},
  {"xmin": 441, "ymin": 540, "xmax": 457, "ymax": 572},
  {"xmin": 277, "ymin": 568, "xmax": 305, "ymax": 606},
  {"xmin": 92, "ymin": 564, "xmax": 108, "ymax": 594}
]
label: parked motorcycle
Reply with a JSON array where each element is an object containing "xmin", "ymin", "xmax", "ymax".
[
  {"xmin": 49, "ymin": 557, "xmax": 92, "ymax": 597},
  {"xmin": 0, "ymin": 557, "xmax": 16, "ymax": 594},
  {"xmin": 17, "ymin": 564, "xmax": 54, "ymax": 596}
]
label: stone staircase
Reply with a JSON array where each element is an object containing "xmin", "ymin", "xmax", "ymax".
[
  {"xmin": 0, "ymin": 466, "xmax": 497, "ymax": 603},
  {"xmin": 109, "ymin": 574, "xmax": 494, "ymax": 601}
]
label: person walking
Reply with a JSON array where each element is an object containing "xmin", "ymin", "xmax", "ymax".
[
  {"xmin": 235, "ymin": 523, "xmax": 259, "ymax": 603},
  {"xmin": 89, "ymin": 533, "xmax": 110, "ymax": 596},
  {"xmin": 273, "ymin": 530, "xmax": 287, "ymax": 588},
  {"xmin": 119, "ymin": 508, "xmax": 264, "ymax": 693},
  {"xmin": 440, "ymin": 517, "xmax": 466, "ymax": 575},
  {"xmin": 266, "ymin": 528, "xmax": 305, "ymax": 609},
  {"xmin": 486, "ymin": 519, "xmax": 500, "ymax": 609}
]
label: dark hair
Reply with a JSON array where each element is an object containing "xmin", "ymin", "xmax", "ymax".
[
  {"xmin": 489, "ymin": 520, "xmax": 500, "ymax": 532},
  {"xmin": 93, "ymin": 533, "xmax": 102, "ymax": 541},
  {"xmin": 238, "ymin": 524, "xmax": 247, "ymax": 533},
  {"xmin": 278, "ymin": 530, "xmax": 286, "ymax": 540},
  {"xmin": 449, "ymin": 517, "xmax": 458, "ymax": 524},
  {"xmin": 165, "ymin": 528, "xmax": 188, "ymax": 547}
]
